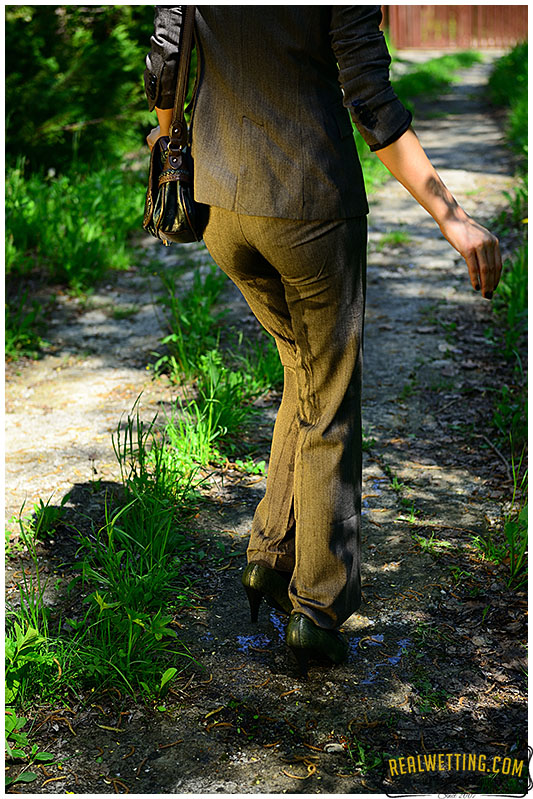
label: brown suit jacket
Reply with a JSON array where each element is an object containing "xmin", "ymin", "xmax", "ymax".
[{"xmin": 145, "ymin": 6, "xmax": 411, "ymax": 220}]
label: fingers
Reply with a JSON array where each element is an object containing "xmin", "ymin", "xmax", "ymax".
[
  {"xmin": 465, "ymin": 233, "xmax": 502, "ymax": 300},
  {"xmin": 146, "ymin": 126, "xmax": 162, "ymax": 152},
  {"xmin": 478, "ymin": 236, "xmax": 502, "ymax": 299}
]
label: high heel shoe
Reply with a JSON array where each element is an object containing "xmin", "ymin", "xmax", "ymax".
[
  {"xmin": 286, "ymin": 612, "xmax": 348, "ymax": 678},
  {"xmin": 241, "ymin": 562, "xmax": 292, "ymax": 622}
]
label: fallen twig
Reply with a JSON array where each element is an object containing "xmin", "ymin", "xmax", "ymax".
[
  {"xmin": 251, "ymin": 677, "xmax": 271, "ymax": 688},
  {"xmin": 112, "ymin": 778, "xmax": 130, "ymax": 794},
  {"xmin": 473, "ymin": 433, "xmax": 512, "ymax": 480},
  {"xmin": 158, "ymin": 739, "xmax": 183, "ymax": 749},
  {"xmin": 135, "ymin": 757, "xmax": 147, "ymax": 777},
  {"xmin": 42, "ymin": 776, "xmax": 66, "ymax": 787}
]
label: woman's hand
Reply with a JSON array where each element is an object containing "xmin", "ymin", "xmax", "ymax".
[
  {"xmin": 146, "ymin": 125, "xmax": 163, "ymax": 152},
  {"xmin": 376, "ymin": 128, "xmax": 503, "ymax": 299},
  {"xmin": 439, "ymin": 215, "xmax": 502, "ymax": 299}
]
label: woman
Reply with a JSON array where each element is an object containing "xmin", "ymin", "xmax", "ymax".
[{"xmin": 144, "ymin": 6, "xmax": 501, "ymax": 675}]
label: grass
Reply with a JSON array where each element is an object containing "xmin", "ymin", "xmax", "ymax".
[
  {"xmin": 153, "ymin": 267, "xmax": 228, "ymax": 381},
  {"xmin": 486, "ymin": 44, "xmax": 528, "ymax": 471},
  {"xmin": 164, "ymin": 355, "xmax": 260, "ymax": 470},
  {"xmin": 153, "ymin": 263, "xmax": 283, "ymax": 470},
  {"xmin": 376, "ymin": 230, "xmax": 412, "ymax": 250},
  {"xmin": 6, "ymin": 160, "xmax": 145, "ymax": 291},
  {"xmin": 488, "ymin": 41, "xmax": 527, "ymax": 160},
  {"xmin": 5, "ymin": 707, "xmax": 56, "ymax": 788},
  {"xmin": 471, "ymin": 447, "xmax": 527, "ymax": 590},
  {"xmin": 5, "ymin": 293, "xmax": 48, "ymax": 361},
  {"xmin": 393, "ymin": 51, "xmax": 483, "ymax": 112},
  {"xmin": 5, "ymin": 402, "xmax": 204, "ymax": 716}
]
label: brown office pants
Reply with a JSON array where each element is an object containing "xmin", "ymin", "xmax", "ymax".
[{"xmin": 203, "ymin": 207, "xmax": 367, "ymax": 629}]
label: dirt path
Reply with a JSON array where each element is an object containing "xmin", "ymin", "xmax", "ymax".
[{"xmin": 6, "ymin": 57, "xmax": 527, "ymax": 794}]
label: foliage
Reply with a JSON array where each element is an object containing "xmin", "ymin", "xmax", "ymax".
[
  {"xmin": 154, "ymin": 267, "xmax": 228, "ymax": 381},
  {"xmin": 393, "ymin": 51, "xmax": 483, "ymax": 112},
  {"xmin": 164, "ymin": 352, "xmax": 259, "ymax": 470},
  {"xmin": 6, "ymin": 400, "xmax": 204, "ymax": 704},
  {"xmin": 112, "ymin": 401, "xmax": 200, "ymax": 503},
  {"xmin": 5, "ymin": 708, "xmax": 55, "ymax": 787},
  {"xmin": 232, "ymin": 334, "xmax": 284, "ymax": 396},
  {"xmin": 5, "ymin": 294, "xmax": 47, "ymax": 361},
  {"xmin": 5, "ymin": 623, "xmax": 57, "ymax": 708},
  {"xmin": 471, "ymin": 449, "xmax": 528, "ymax": 589},
  {"xmin": 6, "ymin": 5, "xmax": 154, "ymax": 175},
  {"xmin": 73, "ymin": 497, "xmax": 197, "ymax": 692},
  {"xmin": 492, "ymin": 382, "xmax": 528, "ymax": 454},
  {"xmin": 6, "ymin": 161, "xmax": 145, "ymax": 290},
  {"xmin": 488, "ymin": 46, "xmax": 528, "ymax": 456},
  {"xmin": 494, "ymin": 242, "xmax": 528, "ymax": 357},
  {"xmin": 488, "ymin": 41, "xmax": 528, "ymax": 161},
  {"xmin": 153, "ymin": 266, "xmax": 283, "ymax": 469}
]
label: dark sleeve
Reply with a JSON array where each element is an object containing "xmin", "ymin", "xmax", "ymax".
[
  {"xmin": 144, "ymin": 6, "xmax": 183, "ymax": 111},
  {"xmin": 330, "ymin": 6, "xmax": 412, "ymax": 151}
]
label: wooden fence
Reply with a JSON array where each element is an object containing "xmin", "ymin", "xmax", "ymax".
[{"xmin": 383, "ymin": 5, "xmax": 528, "ymax": 49}]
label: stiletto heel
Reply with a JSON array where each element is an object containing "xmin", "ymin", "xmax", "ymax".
[
  {"xmin": 244, "ymin": 585, "xmax": 262, "ymax": 623},
  {"xmin": 241, "ymin": 562, "xmax": 292, "ymax": 621}
]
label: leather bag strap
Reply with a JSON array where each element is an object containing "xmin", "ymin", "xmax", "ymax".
[{"xmin": 170, "ymin": 5, "xmax": 195, "ymax": 150}]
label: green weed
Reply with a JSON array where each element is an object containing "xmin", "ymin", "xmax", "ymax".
[
  {"xmin": 398, "ymin": 375, "xmax": 418, "ymax": 400},
  {"xmin": 5, "ymin": 708, "xmax": 56, "ymax": 787},
  {"xmin": 6, "ymin": 161, "xmax": 145, "ymax": 290},
  {"xmin": 412, "ymin": 673, "xmax": 449, "ymax": 713},
  {"xmin": 5, "ymin": 623, "xmax": 57, "ymax": 708},
  {"xmin": 165, "ymin": 372, "xmax": 256, "ymax": 470},
  {"xmin": 489, "ymin": 41, "xmax": 527, "ymax": 160},
  {"xmin": 20, "ymin": 496, "xmax": 69, "ymax": 542},
  {"xmin": 362, "ymin": 432, "xmax": 377, "ymax": 452},
  {"xmin": 154, "ymin": 267, "xmax": 228, "ymax": 381},
  {"xmin": 112, "ymin": 399, "xmax": 201, "ymax": 502},
  {"xmin": 471, "ymin": 448, "xmax": 527, "ymax": 589},
  {"xmin": 412, "ymin": 531, "xmax": 453, "ymax": 555},
  {"xmin": 376, "ymin": 230, "xmax": 412, "ymax": 250},
  {"xmin": 501, "ymin": 178, "xmax": 528, "ymax": 228},
  {"xmin": 492, "ymin": 383, "xmax": 527, "ymax": 452},
  {"xmin": 391, "ymin": 475, "xmax": 406, "ymax": 494},
  {"xmin": 493, "ymin": 244, "xmax": 528, "ymax": 359},
  {"xmin": 5, "ymin": 293, "xmax": 47, "ymax": 361},
  {"xmin": 399, "ymin": 501, "xmax": 420, "ymax": 524},
  {"xmin": 6, "ymin": 401, "xmax": 203, "ymax": 704},
  {"xmin": 393, "ymin": 51, "xmax": 482, "ymax": 111},
  {"xmin": 11, "ymin": 513, "xmax": 53, "ymax": 639},
  {"xmin": 232, "ymin": 332, "xmax": 284, "ymax": 395},
  {"xmin": 234, "ymin": 458, "xmax": 266, "ymax": 475},
  {"xmin": 449, "ymin": 566, "xmax": 474, "ymax": 585},
  {"xmin": 343, "ymin": 737, "xmax": 383, "ymax": 775}
]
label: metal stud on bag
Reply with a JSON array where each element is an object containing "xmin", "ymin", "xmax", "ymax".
[{"xmin": 142, "ymin": 6, "xmax": 203, "ymax": 244}]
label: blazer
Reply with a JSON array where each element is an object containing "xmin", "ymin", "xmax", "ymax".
[{"xmin": 144, "ymin": 6, "xmax": 412, "ymax": 220}]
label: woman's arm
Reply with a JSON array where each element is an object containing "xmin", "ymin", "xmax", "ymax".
[{"xmin": 375, "ymin": 127, "xmax": 502, "ymax": 299}]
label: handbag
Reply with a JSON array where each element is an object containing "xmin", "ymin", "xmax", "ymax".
[{"xmin": 143, "ymin": 5, "xmax": 204, "ymax": 245}]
